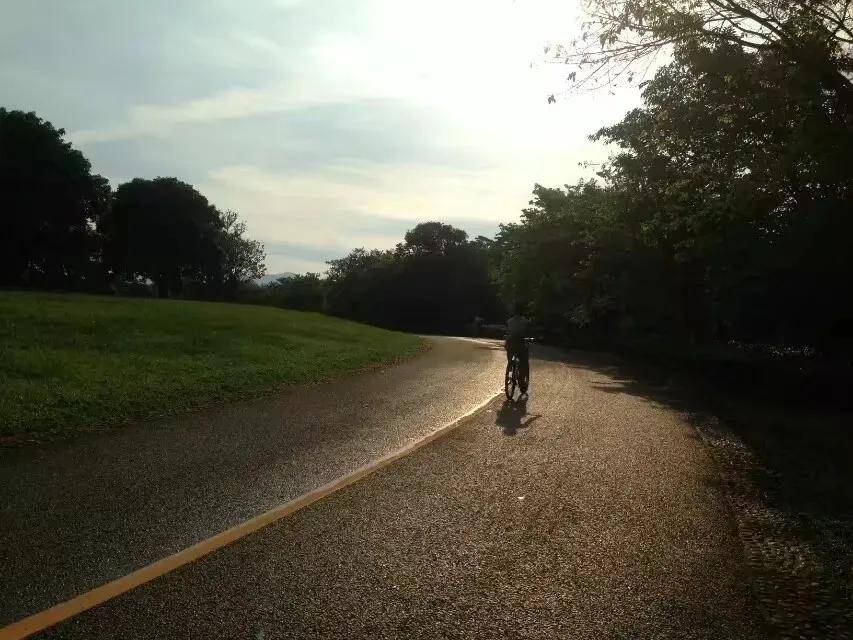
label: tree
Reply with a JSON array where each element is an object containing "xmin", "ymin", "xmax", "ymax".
[
  {"xmin": 324, "ymin": 223, "xmax": 502, "ymax": 333},
  {"xmin": 554, "ymin": 0, "xmax": 853, "ymax": 117},
  {"xmin": 494, "ymin": 182, "xmax": 647, "ymax": 340},
  {"xmin": 267, "ymin": 273, "xmax": 324, "ymax": 311},
  {"xmin": 0, "ymin": 108, "xmax": 110, "ymax": 287},
  {"xmin": 496, "ymin": 34, "xmax": 853, "ymax": 350},
  {"xmin": 103, "ymin": 177, "xmax": 224, "ymax": 298},
  {"xmin": 593, "ymin": 39, "xmax": 853, "ymax": 343},
  {"xmin": 325, "ymin": 248, "xmax": 396, "ymax": 321},
  {"xmin": 396, "ymin": 221, "xmax": 469, "ymax": 257},
  {"xmin": 215, "ymin": 210, "xmax": 266, "ymax": 295}
]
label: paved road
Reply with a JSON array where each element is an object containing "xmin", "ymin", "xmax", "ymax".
[
  {"xmin": 20, "ymin": 344, "xmax": 764, "ymax": 639},
  {"xmin": 0, "ymin": 336, "xmax": 504, "ymax": 626}
]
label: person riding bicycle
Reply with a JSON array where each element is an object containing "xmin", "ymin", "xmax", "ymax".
[{"xmin": 505, "ymin": 302, "xmax": 530, "ymax": 395}]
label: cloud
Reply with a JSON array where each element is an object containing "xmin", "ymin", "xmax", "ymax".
[
  {"xmin": 71, "ymin": 84, "xmax": 347, "ymax": 143},
  {"xmin": 196, "ymin": 160, "xmax": 545, "ymax": 272},
  {"xmin": 203, "ymin": 162, "xmax": 529, "ymax": 226}
]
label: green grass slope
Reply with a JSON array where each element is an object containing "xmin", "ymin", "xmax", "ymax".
[{"xmin": 0, "ymin": 292, "xmax": 422, "ymax": 439}]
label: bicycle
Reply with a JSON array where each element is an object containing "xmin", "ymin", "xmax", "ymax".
[{"xmin": 504, "ymin": 337, "xmax": 532, "ymax": 401}]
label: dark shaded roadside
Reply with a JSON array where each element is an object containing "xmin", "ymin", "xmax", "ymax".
[{"xmin": 557, "ymin": 349, "xmax": 853, "ymax": 639}]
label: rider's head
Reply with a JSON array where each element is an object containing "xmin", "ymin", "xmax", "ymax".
[{"xmin": 513, "ymin": 301, "xmax": 525, "ymax": 316}]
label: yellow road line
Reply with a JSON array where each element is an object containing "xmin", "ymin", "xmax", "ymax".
[{"xmin": 0, "ymin": 391, "xmax": 501, "ymax": 640}]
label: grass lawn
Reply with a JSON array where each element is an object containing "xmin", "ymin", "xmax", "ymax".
[{"xmin": 0, "ymin": 291, "xmax": 422, "ymax": 439}]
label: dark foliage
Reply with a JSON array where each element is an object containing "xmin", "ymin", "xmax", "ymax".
[
  {"xmin": 102, "ymin": 178, "xmax": 224, "ymax": 298},
  {"xmin": 101, "ymin": 178, "xmax": 265, "ymax": 298},
  {"xmin": 241, "ymin": 273, "xmax": 325, "ymax": 311},
  {"xmin": 0, "ymin": 109, "xmax": 111, "ymax": 288},
  {"xmin": 1, "ymin": 109, "xmax": 265, "ymax": 299},
  {"xmin": 496, "ymin": 37, "xmax": 853, "ymax": 357},
  {"xmin": 325, "ymin": 222, "xmax": 503, "ymax": 333}
]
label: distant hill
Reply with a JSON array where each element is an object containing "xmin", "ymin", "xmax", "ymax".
[{"xmin": 255, "ymin": 272, "xmax": 296, "ymax": 287}]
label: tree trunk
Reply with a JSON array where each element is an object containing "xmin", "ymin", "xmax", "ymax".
[{"xmin": 156, "ymin": 276, "xmax": 170, "ymax": 298}]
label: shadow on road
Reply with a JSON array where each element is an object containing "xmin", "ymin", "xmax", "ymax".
[
  {"xmin": 564, "ymin": 349, "xmax": 853, "ymax": 517},
  {"xmin": 495, "ymin": 397, "xmax": 541, "ymax": 436},
  {"xmin": 550, "ymin": 346, "xmax": 853, "ymax": 637}
]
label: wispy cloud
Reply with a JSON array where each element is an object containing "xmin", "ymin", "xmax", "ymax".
[
  {"xmin": 71, "ymin": 82, "xmax": 352, "ymax": 143},
  {"xmin": 203, "ymin": 162, "xmax": 532, "ymax": 226},
  {"xmin": 197, "ymin": 160, "xmax": 539, "ymax": 273}
]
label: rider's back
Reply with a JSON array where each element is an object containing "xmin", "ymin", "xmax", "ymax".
[{"xmin": 506, "ymin": 314, "xmax": 528, "ymax": 339}]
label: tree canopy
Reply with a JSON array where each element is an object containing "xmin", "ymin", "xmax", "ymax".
[
  {"xmin": 216, "ymin": 210, "xmax": 266, "ymax": 294},
  {"xmin": 1, "ymin": 107, "xmax": 266, "ymax": 299},
  {"xmin": 101, "ymin": 178, "xmax": 265, "ymax": 298},
  {"xmin": 554, "ymin": 0, "xmax": 853, "ymax": 118},
  {"xmin": 504, "ymin": 32, "xmax": 853, "ymax": 352},
  {"xmin": 0, "ymin": 109, "xmax": 111, "ymax": 287},
  {"xmin": 325, "ymin": 222, "xmax": 502, "ymax": 333},
  {"xmin": 4, "ymin": 29, "xmax": 851, "ymax": 354},
  {"xmin": 397, "ymin": 221, "xmax": 470, "ymax": 257},
  {"xmin": 102, "ymin": 178, "xmax": 223, "ymax": 297}
]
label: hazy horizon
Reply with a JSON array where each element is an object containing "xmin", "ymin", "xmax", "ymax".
[{"xmin": 2, "ymin": 0, "xmax": 640, "ymax": 273}]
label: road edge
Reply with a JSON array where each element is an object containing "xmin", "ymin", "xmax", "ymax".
[{"xmin": 0, "ymin": 389, "xmax": 501, "ymax": 640}]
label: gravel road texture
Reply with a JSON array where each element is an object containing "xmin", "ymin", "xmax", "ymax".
[{"xmin": 28, "ymin": 343, "xmax": 764, "ymax": 639}]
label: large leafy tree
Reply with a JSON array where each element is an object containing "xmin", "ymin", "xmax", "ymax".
[
  {"xmin": 554, "ymin": 0, "xmax": 853, "ymax": 119},
  {"xmin": 395, "ymin": 221, "xmax": 469, "ymax": 257},
  {"xmin": 324, "ymin": 223, "xmax": 501, "ymax": 332},
  {"xmin": 215, "ymin": 209, "xmax": 266, "ymax": 294},
  {"xmin": 394, "ymin": 223, "xmax": 500, "ymax": 331},
  {"xmin": 0, "ymin": 109, "xmax": 111, "ymax": 287},
  {"xmin": 325, "ymin": 247, "xmax": 396, "ymax": 320},
  {"xmin": 594, "ymin": 39, "xmax": 853, "ymax": 343},
  {"xmin": 102, "ymin": 177, "xmax": 224, "ymax": 298},
  {"xmin": 494, "ymin": 182, "xmax": 658, "ymax": 340},
  {"xmin": 501, "ymin": 34, "xmax": 853, "ymax": 348}
]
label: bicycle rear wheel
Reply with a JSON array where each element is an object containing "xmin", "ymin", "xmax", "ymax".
[{"xmin": 504, "ymin": 360, "xmax": 517, "ymax": 400}]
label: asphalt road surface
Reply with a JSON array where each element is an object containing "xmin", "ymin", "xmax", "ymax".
[
  {"xmin": 3, "ymin": 339, "xmax": 765, "ymax": 639},
  {"xmin": 0, "ymin": 336, "xmax": 504, "ymax": 626}
]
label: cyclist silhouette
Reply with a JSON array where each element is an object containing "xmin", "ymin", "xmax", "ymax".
[{"xmin": 505, "ymin": 302, "xmax": 530, "ymax": 395}]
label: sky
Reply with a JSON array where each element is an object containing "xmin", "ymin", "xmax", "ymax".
[{"xmin": 1, "ymin": 0, "xmax": 640, "ymax": 274}]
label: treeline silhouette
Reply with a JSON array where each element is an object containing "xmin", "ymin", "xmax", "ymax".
[
  {"xmin": 241, "ymin": 223, "xmax": 503, "ymax": 334},
  {"xmin": 325, "ymin": 224, "xmax": 503, "ymax": 333},
  {"xmin": 1, "ymin": 109, "xmax": 264, "ymax": 299},
  {"xmin": 488, "ymin": 36, "xmax": 852, "ymax": 357}
]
